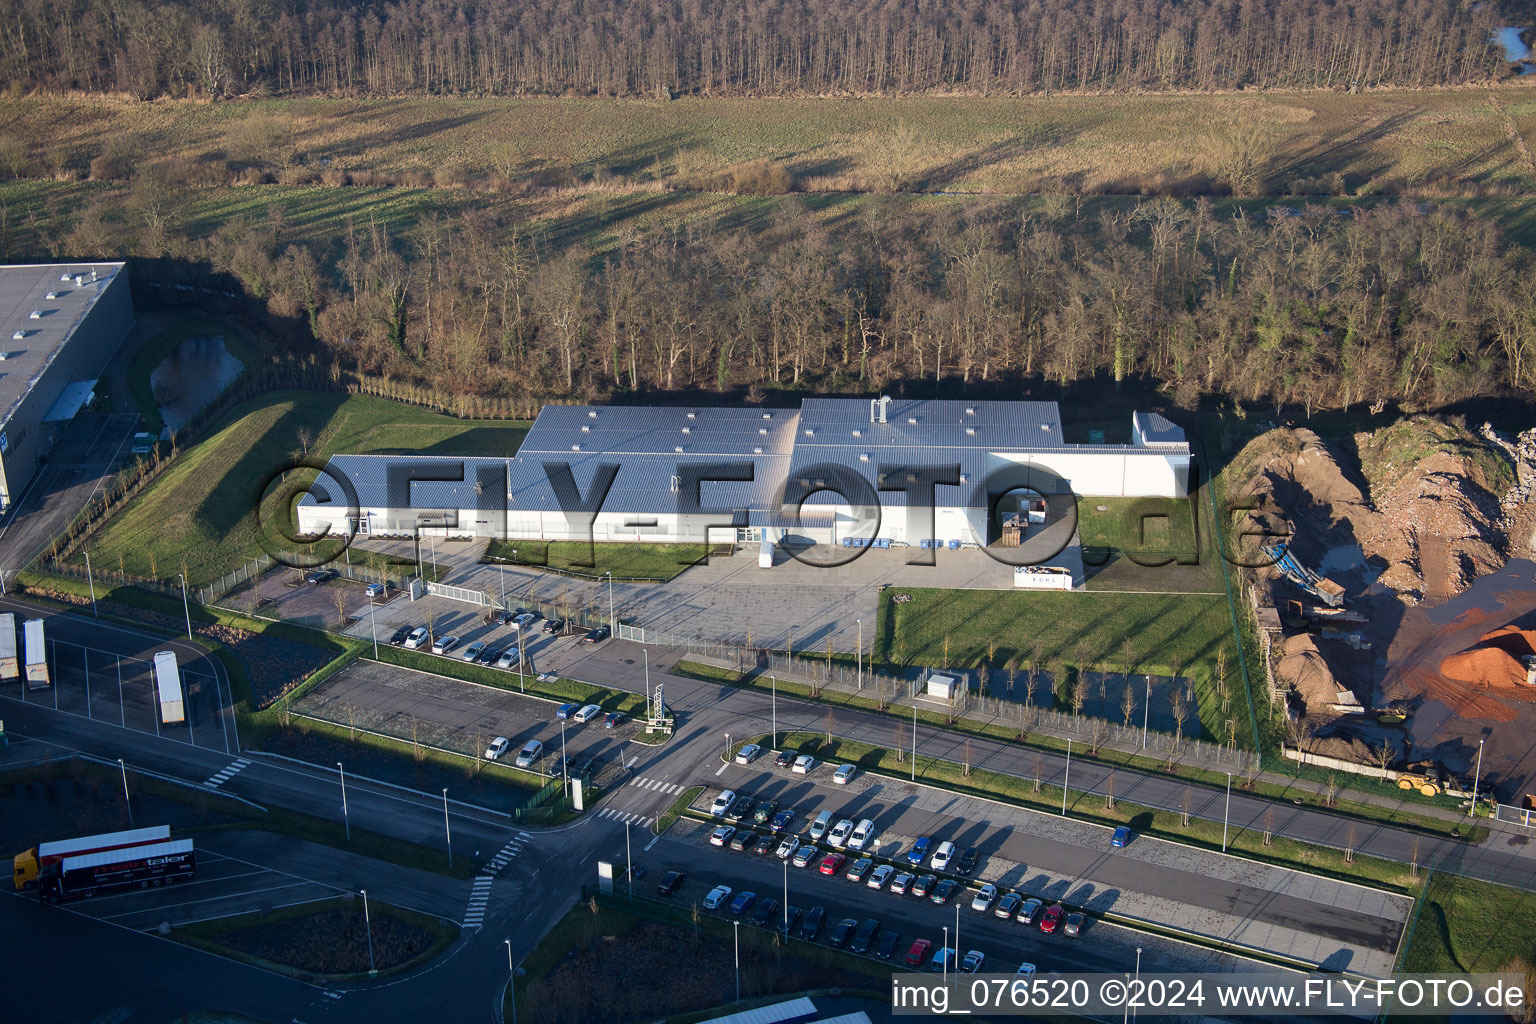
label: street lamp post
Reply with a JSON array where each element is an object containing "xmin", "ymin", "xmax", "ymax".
[
  {"xmin": 1141, "ymin": 674, "xmax": 1151, "ymax": 749},
  {"xmin": 369, "ymin": 594, "xmax": 379, "ymax": 659},
  {"xmin": 442, "ymin": 788, "xmax": 453, "ymax": 868},
  {"xmin": 1062, "ymin": 738, "xmax": 1072, "ymax": 816},
  {"xmin": 911, "ymin": 701, "xmax": 917, "ymax": 782},
  {"xmin": 605, "ymin": 570, "xmax": 614, "ymax": 628},
  {"xmin": 338, "ymin": 761, "xmax": 350, "ymax": 841},
  {"xmin": 1133, "ymin": 947, "xmax": 1142, "ymax": 1022},
  {"xmin": 560, "ymin": 718, "xmax": 568, "ymax": 787},
  {"xmin": 771, "ymin": 673, "xmax": 776, "ymax": 747},
  {"xmin": 175, "ymin": 572, "xmax": 192, "ymax": 638},
  {"xmin": 782, "ymin": 859, "xmax": 789, "ymax": 939},
  {"xmin": 942, "ymin": 925, "xmax": 949, "ymax": 986},
  {"xmin": 84, "ymin": 550, "xmax": 98, "ymax": 618},
  {"xmin": 1470, "ymin": 738, "xmax": 1486, "ymax": 816},
  {"xmin": 725, "ymin": 732, "xmax": 731, "ymax": 763},
  {"xmin": 118, "ymin": 758, "xmax": 132, "ymax": 826},
  {"xmin": 856, "ymin": 618, "xmax": 862, "ymax": 689},
  {"xmin": 733, "ymin": 920, "xmax": 741, "ymax": 1003},
  {"xmin": 505, "ymin": 939, "xmax": 518, "ymax": 1024},
  {"xmin": 360, "ymin": 889, "xmax": 376, "ymax": 973},
  {"xmin": 1222, "ymin": 772, "xmax": 1233, "ymax": 852}
]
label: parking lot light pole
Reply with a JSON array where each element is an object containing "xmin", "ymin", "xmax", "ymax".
[
  {"xmin": 1222, "ymin": 772, "xmax": 1233, "ymax": 852},
  {"xmin": 942, "ymin": 925, "xmax": 949, "ymax": 986},
  {"xmin": 856, "ymin": 618, "xmax": 862, "ymax": 689},
  {"xmin": 505, "ymin": 939, "xmax": 518, "ymax": 1024},
  {"xmin": 338, "ymin": 762, "xmax": 350, "ymax": 841},
  {"xmin": 175, "ymin": 572, "xmax": 192, "ymax": 638},
  {"xmin": 724, "ymin": 732, "xmax": 730, "ymax": 762},
  {"xmin": 369, "ymin": 595, "xmax": 379, "ymax": 659},
  {"xmin": 1133, "ymin": 947, "xmax": 1142, "ymax": 1022},
  {"xmin": 783, "ymin": 860, "xmax": 789, "ymax": 938},
  {"xmin": 118, "ymin": 758, "xmax": 132, "ymax": 826},
  {"xmin": 442, "ymin": 788, "xmax": 453, "ymax": 868},
  {"xmin": 604, "ymin": 571, "xmax": 614, "ymax": 627},
  {"xmin": 360, "ymin": 889, "xmax": 375, "ymax": 973},
  {"xmin": 954, "ymin": 903, "xmax": 960, "ymax": 969},
  {"xmin": 911, "ymin": 702, "xmax": 917, "ymax": 782},
  {"xmin": 733, "ymin": 920, "xmax": 741, "ymax": 1003},
  {"xmin": 771, "ymin": 673, "xmax": 776, "ymax": 747},
  {"xmin": 560, "ymin": 718, "xmax": 568, "ymax": 786},
  {"xmin": 1142, "ymin": 674, "xmax": 1151, "ymax": 749},
  {"xmin": 1061, "ymin": 739, "xmax": 1072, "ymax": 815},
  {"xmin": 84, "ymin": 550, "xmax": 98, "ymax": 618},
  {"xmin": 1470, "ymin": 738, "xmax": 1486, "ymax": 816}
]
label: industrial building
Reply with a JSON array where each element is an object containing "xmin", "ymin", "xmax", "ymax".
[
  {"xmin": 0, "ymin": 263, "xmax": 133, "ymax": 511},
  {"xmin": 298, "ymin": 397, "xmax": 1193, "ymax": 557}
]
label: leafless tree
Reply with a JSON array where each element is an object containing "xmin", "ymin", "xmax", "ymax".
[{"xmin": 1120, "ymin": 684, "xmax": 1137, "ymax": 728}]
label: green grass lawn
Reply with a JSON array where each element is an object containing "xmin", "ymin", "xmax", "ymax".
[
  {"xmin": 1076, "ymin": 495, "xmax": 1201, "ymax": 557},
  {"xmin": 485, "ymin": 539, "xmax": 709, "ymax": 582},
  {"xmin": 1402, "ymin": 873, "xmax": 1536, "ymax": 976},
  {"xmin": 77, "ymin": 389, "xmax": 529, "ymax": 584}
]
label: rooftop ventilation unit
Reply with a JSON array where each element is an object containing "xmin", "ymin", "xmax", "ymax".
[
  {"xmin": 858, "ymin": 453, "xmax": 870, "ymax": 462},
  {"xmin": 870, "ymin": 395, "xmax": 892, "ymax": 424},
  {"xmin": 74, "ymin": 276, "xmax": 84, "ymax": 287},
  {"xmin": 907, "ymin": 417, "xmax": 918, "ymax": 425},
  {"xmin": 759, "ymin": 428, "xmax": 768, "ymax": 435},
  {"xmin": 959, "ymin": 473, "xmax": 968, "ymax": 483},
  {"xmin": 753, "ymin": 447, "xmax": 763, "ymax": 454},
  {"xmin": 45, "ymin": 291, "xmax": 57, "ymax": 300},
  {"xmin": 965, "ymin": 427, "xmax": 976, "ymax": 436},
  {"xmin": 580, "ymin": 425, "xmax": 590, "ymax": 432},
  {"xmin": 588, "ymin": 410, "xmax": 598, "ymax": 418},
  {"xmin": 1041, "ymin": 424, "xmax": 1051, "ymax": 432},
  {"xmin": 59, "ymin": 273, "xmax": 72, "ymax": 282},
  {"xmin": 804, "ymin": 429, "xmax": 814, "ymax": 437},
  {"xmin": 0, "ymin": 350, "xmax": 8, "ymax": 359},
  {"xmin": 571, "ymin": 444, "xmax": 582, "ymax": 451},
  {"xmin": 674, "ymin": 446, "xmax": 684, "ymax": 453},
  {"xmin": 28, "ymin": 311, "xmax": 41, "ymax": 319},
  {"xmin": 851, "ymin": 429, "xmax": 862, "ymax": 437},
  {"xmin": 965, "ymin": 407, "xmax": 976, "ymax": 415},
  {"xmin": 670, "ymin": 475, "xmax": 679, "ymax": 494},
  {"xmin": 9, "ymin": 332, "xmax": 20, "ymax": 341},
  {"xmin": 762, "ymin": 412, "xmax": 771, "ymax": 419},
  {"xmin": 686, "ymin": 411, "xmax": 696, "ymax": 419},
  {"xmin": 681, "ymin": 426, "xmax": 690, "ymax": 434}
]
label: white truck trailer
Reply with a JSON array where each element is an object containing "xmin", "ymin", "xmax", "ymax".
[
  {"xmin": 153, "ymin": 651, "xmax": 185, "ymax": 726},
  {"xmin": 0, "ymin": 613, "xmax": 17, "ymax": 683},
  {"xmin": 22, "ymin": 618, "xmax": 47, "ymax": 690}
]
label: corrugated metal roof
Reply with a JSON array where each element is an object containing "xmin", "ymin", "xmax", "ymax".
[
  {"xmin": 299, "ymin": 456, "xmax": 511, "ymax": 511},
  {"xmin": 506, "ymin": 450, "xmax": 788, "ymax": 515},
  {"xmin": 696, "ymin": 997, "xmax": 819, "ymax": 1024},
  {"xmin": 1133, "ymin": 410, "xmax": 1188, "ymax": 447},
  {"xmin": 798, "ymin": 398, "xmax": 1062, "ymax": 449},
  {"xmin": 520, "ymin": 404, "xmax": 799, "ymax": 457}
]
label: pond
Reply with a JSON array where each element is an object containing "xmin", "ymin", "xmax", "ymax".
[
  {"xmin": 1492, "ymin": 27, "xmax": 1536, "ymax": 73},
  {"xmin": 149, "ymin": 335, "xmax": 244, "ymax": 432}
]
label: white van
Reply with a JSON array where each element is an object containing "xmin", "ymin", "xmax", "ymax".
[
  {"xmin": 514, "ymin": 739, "xmax": 544, "ymax": 768},
  {"xmin": 847, "ymin": 818, "xmax": 877, "ymax": 851},
  {"xmin": 931, "ymin": 840, "xmax": 956, "ymax": 871},
  {"xmin": 808, "ymin": 810, "xmax": 834, "ymax": 842}
]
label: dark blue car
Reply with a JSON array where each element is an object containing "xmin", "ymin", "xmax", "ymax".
[
  {"xmin": 555, "ymin": 703, "xmax": 580, "ymax": 720},
  {"xmin": 907, "ymin": 837, "xmax": 932, "ymax": 866},
  {"xmin": 1111, "ymin": 826, "xmax": 1131, "ymax": 848},
  {"xmin": 729, "ymin": 890, "xmax": 757, "ymax": 916}
]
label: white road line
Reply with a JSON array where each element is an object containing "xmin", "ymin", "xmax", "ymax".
[
  {"xmin": 95, "ymin": 881, "xmax": 318, "ymax": 921},
  {"xmin": 714, "ymin": 762, "xmax": 728, "ymax": 776}
]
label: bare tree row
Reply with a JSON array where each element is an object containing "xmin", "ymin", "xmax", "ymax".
[{"xmin": 0, "ymin": 0, "xmax": 1514, "ymax": 100}]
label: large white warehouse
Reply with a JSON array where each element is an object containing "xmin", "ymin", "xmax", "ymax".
[{"xmin": 296, "ymin": 398, "xmax": 1193, "ymax": 550}]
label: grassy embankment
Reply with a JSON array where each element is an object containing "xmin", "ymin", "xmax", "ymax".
[
  {"xmin": 1400, "ymin": 873, "xmax": 1536, "ymax": 1016},
  {"xmin": 485, "ymin": 539, "xmax": 708, "ymax": 582}
]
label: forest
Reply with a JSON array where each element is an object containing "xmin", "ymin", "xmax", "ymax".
[
  {"xmin": 101, "ymin": 194, "xmax": 1536, "ymax": 414},
  {"xmin": 0, "ymin": 0, "xmax": 1520, "ymax": 100}
]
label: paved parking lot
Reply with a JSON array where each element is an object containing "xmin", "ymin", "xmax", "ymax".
[{"xmin": 687, "ymin": 758, "xmax": 1410, "ymax": 977}]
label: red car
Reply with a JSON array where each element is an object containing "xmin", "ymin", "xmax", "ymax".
[
  {"xmin": 904, "ymin": 938, "xmax": 933, "ymax": 967},
  {"xmin": 819, "ymin": 852, "xmax": 848, "ymax": 876},
  {"xmin": 1040, "ymin": 903, "xmax": 1065, "ymax": 934}
]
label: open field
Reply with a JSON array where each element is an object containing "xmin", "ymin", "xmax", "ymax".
[
  {"xmin": 1402, "ymin": 873, "xmax": 1536, "ymax": 989},
  {"xmin": 74, "ymin": 387, "xmax": 529, "ymax": 584},
  {"xmin": 1075, "ymin": 495, "xmax": 1201, "ymax": 558}
]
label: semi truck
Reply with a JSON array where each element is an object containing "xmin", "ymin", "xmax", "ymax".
[
  {"xmin": 13, "ymin": 825, "xmax": 172, "ymax": 890},
  {"xmin": 22, "ymin": 618, "xmax": 47, "ymax": 689},
  {"xmin": 153, "ymin": 651, "xmax": 185, "ymax": 725},
  {"xmin": 0, "ymin": 612, "xmax": 16, "ymax": 683},
  {"xmin": 38, "ymin": 838, "xmax": 195, "ymax": 902}
]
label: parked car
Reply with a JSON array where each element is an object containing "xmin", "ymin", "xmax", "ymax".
[
  {"xmin": 912, "ymin": 874, "xmax": 937, "ymax": 898},
  {"xmin": 751, "ymin": 801, "xmax": 778, "ymax": 826},
  {"xmin": 567, "ymin": 757, "xmax": 594, "ymax": 779},
  {"xmin": 541, "ymin": 618, "xmax": 565, "ymax": 634},
  {"xmin": 791, "ymin": 843, "xmax": 818, "ymax": 868},
  {"xmin": 511, "ymin": 611, "xmax": 538, "ymax": 631},
  {"xmin": 364, "ymin": 582, "xmax": 386, "ymax": 598},
  {"xmin": 751, "ymin": 834, "xmax": 775, "ymax": 855},
  {"xmin": 657, "ymin": 871, "xmax": 686, "ymax": 896},
  {"xmin": 497, "ymin": 647, "xmax": 525, "ymax": 669},
  {"xmin": 930, "ymin": 841, "xmax": 955, "ymax": 871},
  {"xmin": 808, "ymin": 810, "xmax": 833, "ymax": 841},
  {"xmin": 875, "ymin": 928, "xmax": 902, "ymax": 960},
  {"xmin": 774, "ymin": 749, "xmax": 795, "ymax": 768},
  {"xmin": 971, "ymin": 884, "xmax": 998, "ymax": 913},
  {"xmin": 778, "ymin": 905, "xmax": 803, "ymax": 937},
  {"xmin": 930, "ymin": 879, "xmax": 958, "ymax": 905},
  {"xmin": 603, "ymin": 712, "xmax": 626, "ymax": 729},
  {"xmin": 388, "ymin": 625, "xmax": 413, "ymax": 645},
  {"xmin": 460, "ymin": 640, "xmax": 486, "ymax": 662},
  {"xmin": 906, "ymin": 837, "xmax": 932, "ymax": 866},
  {"xmin": 483, "ymin": 736, "xmax": 510, "ymax": 760},
  {"xmin": 1016, "ymin": 898, "xmax": 1043, "ymax": 925},
  {"xmin": 847, "ymin": 818, "xmax": 877, "ymax": 851},
  {"xmin": 750, "ymin": 897, "xmax": 780, "ymax": 927},
  {"xmin": 818, "ymin": 853, "xmax": 847, "ymax": 876},
  {"xmin": 798, "ymin": 906, "xmax": 825, "ymax": 940},
  {"xmin": 582, "ymin": 625, "xmax": 611, "ymax": 643},
  {"xmin": 867, "ymin": 864, "xmax": 895, "ymax": 890},
  {"xmin": 1017, "ymin": 963, "xmax": 1037, "ymax": 979},
  {"xmin": 514, "ymin": 739, "xmax": 543, "ymax": 768},
  {"xmin": 1111, "ymin": 826, "xmax": 1131, "ymax": 848},
  {"xmin": 703, "ymin": 885, "xmax": 731, "ymax": 910},
  {"xmin": 769, "ymin": 810, "xmax": 794, "ymax": 833},
  {"xmin": 890, "ymin": 871, "xmax": 914, "ymax": 895},
  {"xmin": 1040, "ymin": 903, "xmax": 1065, "ymax": 934},
  {"xmin": 728, "ymin": 891, "xmax": 756, "ymax": 916},
  {"xmin": 996, "ymin": 892, "xmax": 1024, "ymax": 919},
  {"xmin": 555, "ymin": 703, "xmax": 581, "ymax": 720},
  {"xmin": 727, "ymin": 797, "xmax": 756, "ymax": 823},
  {"xmin": 431, "ymin": 635, "xmax": 459, "ymax": 655},
  {"xmin": 403, "ymin": 627, "xmax": 429, "ymax": 649},
  {"xmin": 775, "ymin": 835, "xmax": 800, "ymax": 860},
  {"xmin": 1064, "ymin": 912, "xmax": 1085, "ymax": 937},
  {"xmin": 929, "ymin": 948, "xmax": 957, "ymax": 973},
  {"xmin": 955, "ymin": 847, "xmax": 979, "ymax": 875},
  {"xmin": 904, "ymin": 939, "xmax": 933, "ymax": 967},
  {"xmin": 495, "ymin": 609, "xmax": 519, "ymax": 626},
  {"xmin": 573, "ymin": 704, "xmax": 602, "ymax": 723},
  {"xmin": 827, "ymin": 819, "xmax": 855, "ymax": 848},
  {"xmin": 709, "ymin": 825, "xmax": 736, "ymax": 847},
  {"xmin": 833, "ymin": 764, "xmax": 857, "ymax": 784},
  {"xmin": 792, "ymin": 754, "xmax": 815, "ymax": 774},
  {"xmin": 305, "ymin": 568, "xmax": 336, "ymax": 584},
  {"xmin": 709, "ymin": 789, "xmax": 736, "ymax": 816},
  {"xmin": 477, "ymin": 644, "xmax": 503, "ymax": 665},
  {"xmin": 828, "ymin": 918, "xmax": 859, "ymax": 948},
  {"xmin": 849, "ymin": 918, "xmax": 881, "ymax": 954},
  {"xmin": 734, "ymin": 743, "xmax": 762, "ymax": 764},
  {"xmin": 960, "ymin": 950, "xmax": 986, "ymax": 974},
  {"xmin": 845, "ymin": 857, "xmax": 873, "ymax": 883},
  {"xmin": 729, "ymin": 830, "xmax": 755, "ymax": 852}
]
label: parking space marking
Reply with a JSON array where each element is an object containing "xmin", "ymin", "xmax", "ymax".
[
  {"xmin": 202, "ymin": 757, "xmax": 252, "ymax": 788},
  {"xmin": 95, "ymin": 880, "xmax": 324, "ymax": 922}
]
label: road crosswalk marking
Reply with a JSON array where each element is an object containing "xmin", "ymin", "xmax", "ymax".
[
  {"xmin": 628, "ymin": 776, "xmax": 680, "ymax": 795},
  {"xmin": 463, "ymin": 875, "xmax": 494, "ymax": 927},
  {"xmin": 202, "ymin": 758, "xmax": 251, "ymax": 789},
  {"xmin": 595, "ymin": 807, "xmax": 654, "ymax": 828},
  {"xmin": 485, "ymin": 836, "xmax": 521, "ymax": 874}
]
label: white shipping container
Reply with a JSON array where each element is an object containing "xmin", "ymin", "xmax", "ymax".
[
  {"xmin": 153, "ymin": 651, "xmax": 185, "ymax": 725},
  {"xmin": 22, "ymin": 618, "xmax": 47, "ymax": 689},
  {"xmin": 0, "ymin": 612, "xmax": 16, "ymax": 682}
]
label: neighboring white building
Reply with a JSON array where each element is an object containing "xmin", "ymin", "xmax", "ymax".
[{"xmin": 296, "ymin": 398, "xmax": 1193, "ymax": 550}]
